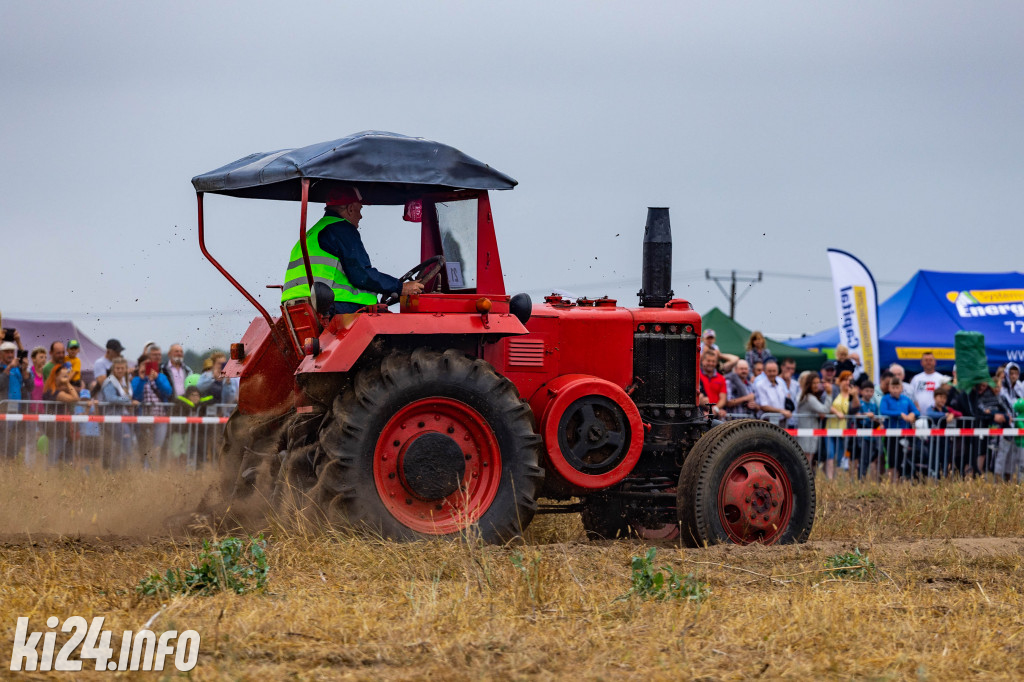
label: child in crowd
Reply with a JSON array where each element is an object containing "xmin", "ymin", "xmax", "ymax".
[
  {"xmin": 74, "ymin": 388, "xmax": 102, "ymax": 469},
  {"xmin": 852, "ymin": 380, "xmax": 882, "ymax": 480},
  {"xmin": 169, "ymin": 384, "xmax": 213, "ymax": 467},
  {"xmin": 66, "ymin": 339, "xmax": 82, "ymax": 387},
  {"xmin": 825, "ymin": 370, "xmax": 860, "ymax": 479},
  {"xmin": 880, "ymin": 378, "xmax": 920, "ymax": 481},
  {"xmin": 925, "ymin": 385, "xmax": 961, "ymax": 425}
]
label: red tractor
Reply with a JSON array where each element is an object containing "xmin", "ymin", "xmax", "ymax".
[{"xmin": 192, "ymin": 131, "xmax": 814, "ymax": 545}]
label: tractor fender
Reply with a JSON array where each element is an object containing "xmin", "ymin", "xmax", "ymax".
[
  {"xmin": 224, "ymin": 315, "xmax": 300, "ymax": 415},
  {"xmin": 297, "ymin": 311, "xmax": 529, "ymax": 373},
  {"xmin": 528, "ymin": 374, "xmax": 644, "ymax": 491}
]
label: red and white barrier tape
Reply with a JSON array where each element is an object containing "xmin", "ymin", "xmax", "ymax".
[
  {"xmin": 783, "ymin": 427, "xmax": 1022, "ymax": 438},
  {"xmin": 0, "ymin": 413, "xmax": 1017, "ymax": 436},
  {"xmin": 0, "ymin": 414, "xmax": 229, "ymax": 425}
]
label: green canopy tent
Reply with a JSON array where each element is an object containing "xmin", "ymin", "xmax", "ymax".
[{"xmin": 701, "ymin": 307, "xmax": 825, "ymax": 374}]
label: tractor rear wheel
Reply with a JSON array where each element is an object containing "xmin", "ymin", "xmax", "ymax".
[
  {"xmin": 312, "ymin": 348, "xmax": 544, "ymax": 542},
  {"xmin": 677, "ymin": 420, "xmax": 814, "ymax": 547}
]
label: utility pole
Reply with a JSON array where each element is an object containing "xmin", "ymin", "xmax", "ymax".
[{"xmin": 705, "ymin": 270, "xmax": 763, "ymax": 319}]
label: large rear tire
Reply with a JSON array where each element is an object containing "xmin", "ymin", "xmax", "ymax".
[
  {"xmin": 678, "ymin": 420, "xmax": 814, "ymax": 547},
  {"xmin": 311, "ymin": 348, "xmax": 544, "ymax": 542}
]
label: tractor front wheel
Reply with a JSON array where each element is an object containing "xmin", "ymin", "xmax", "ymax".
[
  {"xmin": 677, "ymin": 420, "xmax": 815, "ymax": 546},
  {"xmin": 312, "ymin": 349, "xmax": 544, "ymax": 542}
]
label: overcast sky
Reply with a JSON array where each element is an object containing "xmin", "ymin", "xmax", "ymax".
[{"xmin": 1, "ymin": 2, "xmax": 1021, "ymax": 363}]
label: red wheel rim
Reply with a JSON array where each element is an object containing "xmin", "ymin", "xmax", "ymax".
[
  {"xmin": 717, "ymin": 452, "xmax": 793, "ymax": 545},
  {"xmin": 373, "ymin": 397, "xmax": 501, "ymax": 535}
]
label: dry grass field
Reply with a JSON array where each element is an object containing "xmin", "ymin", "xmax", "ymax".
[{"xmin": 2, "ymin": 464, "xmax": 1023, "ymax": 680}]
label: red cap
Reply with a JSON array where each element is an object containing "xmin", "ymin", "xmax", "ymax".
[{"xmin": 325, "ymin": 186, "xmax": 364, "ymax": 206}]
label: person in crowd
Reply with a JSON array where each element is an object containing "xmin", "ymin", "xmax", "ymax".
[
  {"xmin": 199, "ymin": 352, "xmax": 237, "ymax": 405},
  {"xmin": 162, "ymin": 343, "xmax": 193, "ymax": 400},
  {"xmin": 41, "ymin": 340, "xmax": 66, "ymax": 382},
  {"xmin": 819, "ymin": 360, "xmax": 839, "ymax": 401},
  {"xmin": 991, "ymin": 366, "xmax": 1019, "ymax": 481},
  {"xmin": 924, "ymin": 384, "xmax": 961, "ymax": 426},
  {"xmin": 909, "ymin": 351, "xmax": 949, "ymax": 413},
  {"xmin": 100, "ymin": 356, "xmax": 137, "ymax": 469},
  {"xmin": 723, "ymin": 359, "xmax": 759, "ymax": 418},
  {"xmin": 796, "ymin": 371, "xmax": 842, "ymax": 467},
  {"xmin": 754, "ymin": 360, "xmax": 791, "ymax": 424},
  {"xmin": 42, "ymin": 364, "xmax": 81, "ymax": 465},
  {"xmin": 92, "ymin": 338, "xmax": 125, "ymax": 391},
  {"xmin": 66, "ymin": 339, "xmax": 83, "ymax": 387},
  {"xmin": 889, "ymin": 363, "xmax": 913, "ymax": 395},
  {"xmin": 698, "ymin": 349, "xmax": 727, "ymax": 419},
  {"xmin": 880, "ymin": 379, "xmax": 920, "ymax": 482},
  {"xmin": 701, "ymin": 328, "xmax": 719, "ymax": 354},
  {"xmin": 824, "ymin": 370, "xmax": 860, "ymax": 479},
  {"xmin": 745, "ymin": 331, "xmax": 775, "ymax": 370},
  {"xmin": 779, "ymin": 357, "xmax": 799, "ymax": 426},
  {"xmin": 0, "ymin": 340, "xmax": 25, "ymax": 402},
  {"xmin": 834, "ymin": 344, "xmax": 855, "ymax": 374},
  {"xmin": 146, "ymin": 344, "xmax": 163, "ymax": 371},
  {"xmin": 873, "ymin": 369, "xmax": 894, "ymax": 401},
  {"xmin": 701, "ymin": 329, "xmax": 738, "ymax": 373},
  {"xmin": 852, "ymin": 379, "xmax": 882, "ymax": 480},
  {"xmin": 1003, "ymin": 362, "xmax": 1024, "ymax": 401},
  {"xmin": 132, "ymin": 353, "xmax": 172, "ymax": 467},
  {"xmin": 752, "ymin": 360, "xmax": 764, "ymax": 379},
  {"xmin": 170, "ymin": 384, "xmax": 215, "ymax": 467},
  {"xmin": 958, "ymin": 374, "xmax": 1008, "ymax": 478},
  {"xmin": 26, "ymin": 347, "xmax": 47, "ymax": 402},
  {"xmin": 74, "ymin": 387, "xmax": 102, "ymax": 466}
]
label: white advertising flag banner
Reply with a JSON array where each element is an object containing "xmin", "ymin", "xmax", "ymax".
[{"xmin": 827, "ymin": 249, "xmax": 880, "ymax": 385}]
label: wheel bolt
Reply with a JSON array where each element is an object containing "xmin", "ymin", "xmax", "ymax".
[
  {"xmin": 436, "ymin": 504, "xmax": 443, "ymax": 510},
  {"xmin": 388, "ymin": 472, "xmax": 395, "ymax": 479},
  {"xmin": 418, "ymin": 421, "xmax": 425, "ymax": 428},
  {"xmin": 405, "ymin": 498, "xmax": 412, "ymax": 505},
  {"xmin": 464, "ymin": 435, "xmax": 471, "ymax": 441},
  {"xmin": 465, "ymin": 454, "xmax": 471, "ymax": 460},
  {"xmin": 482, "ymin": 462, "xmax": 488, "ymax": 467},
  {"xmin": 745, "ymin": 497, "xmax": 750, "ymax": 503},
  {"xmin": 448, "ymin": 426, "xmax": 455, "ymax": 434},
  {"xmin": 766, "ymin": 484, "xmax": 772, "ymax": 491},
  {"xmin": 381, "ymin": 455, "xmax": 388, "ymax": 461},
  {"xmin": 763, "ymin": 516, "xmax": 769, "ymax": 521},
  {"xmin": 435, "ymin": 415, "xmax": 441, "ymax": 421},
  {"xmin": 750, "ymin": 513, "xmax": 756, "ymax": 519},
  {"xmin": 772, "ymin": 501, "xmax": 778, "ymax": 507},
  {"xmin": 393, "ymin": 440, "xmax": 400, "ymax": 447}
]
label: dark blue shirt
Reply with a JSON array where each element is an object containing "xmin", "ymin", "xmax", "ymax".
[{"xmin": 318, "ymin": 209, "xmax": 403, "ymax": 314}]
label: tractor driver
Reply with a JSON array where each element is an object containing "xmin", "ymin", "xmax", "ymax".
[{"xmin": 281, "ymin": 186, "xmax": 424, "ymax": 315}]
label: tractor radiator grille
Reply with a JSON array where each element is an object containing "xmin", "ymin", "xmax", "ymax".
[
  {"xmin": 632, "ymin": 332, "xmax": 698, "ymax": 409},
  {"xmin": 507, "ymin": 338, "xmax": 545, "ymax": 368}
]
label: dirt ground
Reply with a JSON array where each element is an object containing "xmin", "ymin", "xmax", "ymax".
[{"xmin": 1, "ymin": 467, "xmax": 1023, "ymax": 680}]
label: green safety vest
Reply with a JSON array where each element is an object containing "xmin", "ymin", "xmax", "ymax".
[{"xmin": 281, "ymin": 216, "xmax": 378, "ymax": 306}]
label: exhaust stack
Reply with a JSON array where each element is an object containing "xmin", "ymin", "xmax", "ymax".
[{"xmin": 638, "ymin": 207, "xmax": 673, "ymax": 308}]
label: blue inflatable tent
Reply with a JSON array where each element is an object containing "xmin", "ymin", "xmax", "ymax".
[{"xmin": 788, "ymin": 271, "xmax": 1024, "ymax": 370}]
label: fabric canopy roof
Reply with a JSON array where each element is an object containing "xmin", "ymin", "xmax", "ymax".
[
  {"xmin": 701, "ymin": 307, "xmax": 824, "ymax": 373},
  {"xmin": 787, "ymin": 270, "xmax": 1024, "ymax": 370},
  {"xmin": 191, "ymin": 131, "xmax": 517, "ymax": 205}
]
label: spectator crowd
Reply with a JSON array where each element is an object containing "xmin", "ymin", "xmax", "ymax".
[
  {"xmin": 698, "ymin": 328, "xmax": 1024, "ymax": 483},
  {"xmin": 1, "ymin": 331, "xmax": 237, "ymax": 469}
]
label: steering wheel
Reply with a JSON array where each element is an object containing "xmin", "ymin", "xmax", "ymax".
[{"xmin": 380, "ymin": 255, "xmax": 446, "ymax": 306}]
